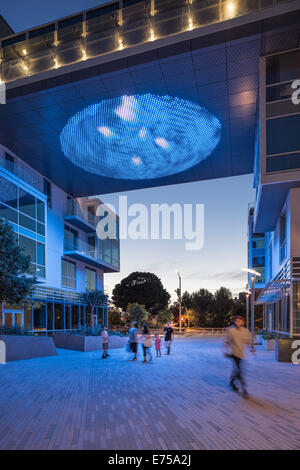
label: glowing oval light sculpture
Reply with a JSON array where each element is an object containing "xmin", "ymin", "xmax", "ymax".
[{"xmin": 60, "ymin": 94, "xmax": 221, "ymax": 180}]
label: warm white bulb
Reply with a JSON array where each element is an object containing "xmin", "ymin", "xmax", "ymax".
[
  {"xmin": 150, "ymin": 29, "xmax": 155, "ymax": 41},
  {"xmin": 188, "ymin": 17, "xmax": 193, "ymax": 31},
  {"xmin": 22, "ymin": 49, "xmax": 27, "ymax": 56}
]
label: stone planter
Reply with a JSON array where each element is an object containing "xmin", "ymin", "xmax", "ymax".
[
  {"xmin": 275, "ymin": 338, "xmax": 300, "ymax": 363},
  {"xmin": 262, "ymin": 338, "xmax": 275, "ymax": 351},
  {"xmin": 0, "ymin": 335, "xmax": 57, "ymax": 362},
  {"xmin": 53, "ymin": 332, "xmax": 128, "ymax": 351}
]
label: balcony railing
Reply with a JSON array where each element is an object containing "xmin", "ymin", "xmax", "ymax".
[
  {"xmin": 64, "ymin": 238, "xmax": 119, "ymax": 270},
  {"xmin": 64, "ymin": 198, "xmax": 98, "ymax": 230},
  {"xmin": 0, "ymin": 150, "xmax": 44, "ymax": 193},
  {"xmin": 0, "ymin": 0, "xmax": 293, "ymax": 84}
]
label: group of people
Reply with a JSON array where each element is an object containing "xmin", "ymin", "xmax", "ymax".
[
  {"xmin": 100, "ymin": 321, "xmax": 174, "ymax": 362},
  {"xmin": 128, "ymin": 321, "xmax": 174, "ymax": 363},
  {"xmin": 101, "ymin": 314, "xmax": 253, "ymax": 399}
]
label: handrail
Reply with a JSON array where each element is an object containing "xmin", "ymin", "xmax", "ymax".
[{"xmin": 0, "ymin": 0, "xmax": 295, "ymax": 84}]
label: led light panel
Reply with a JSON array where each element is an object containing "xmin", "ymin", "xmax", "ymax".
[{"xmin": 60, "ymin": 94, "xmax": 221, "ymax": 180}]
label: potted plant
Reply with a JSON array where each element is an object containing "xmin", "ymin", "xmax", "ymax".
[{"xmin": 261, "ymin": 332, "xmax": 276, "ymax": 351}]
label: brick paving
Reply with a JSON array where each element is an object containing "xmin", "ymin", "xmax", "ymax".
[{"xmin": 0, "ymin": 336, "xmax": 300, "ymax": 450}]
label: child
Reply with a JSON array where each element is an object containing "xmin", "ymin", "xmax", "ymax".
[
  {"xmin": 101, "ymin": 326, "xmax": 109, "ymax": 359},
  {"xmin": 155, "ymin": 332, "xmax": 161, "ymax": 357}
]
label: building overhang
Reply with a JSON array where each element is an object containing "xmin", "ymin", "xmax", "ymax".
[
  {"xmin": 254, "ymin": 180, "xmax": 300, "ymax": 233},
  {"xmin": 64, "ymin": 250, "xmax": 119, "ymax": 273},
  {"xmin": 0, "ymin": 2, "xmax": 299, "ymax": 196},
  {"xmin": 256, "ymin": 278, "xmax": 290, "ymax": 304}
]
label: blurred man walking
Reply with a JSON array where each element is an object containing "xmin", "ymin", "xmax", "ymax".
[{"xmin": 224, "ymin": 315, "xmax": 251, "ymax": 399}]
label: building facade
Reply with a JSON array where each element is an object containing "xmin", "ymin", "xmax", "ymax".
[
  {"xmin": 252, "ymin": 47, "xmax": 300, "ymax": 337},
  {"xmin": 0, "ymin": 144, "xmax": 120, "ymax": 333}
]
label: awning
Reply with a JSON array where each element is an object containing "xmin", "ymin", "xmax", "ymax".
[{"xmin": 256, "ymin": 279, "xmax": 290, "ymax": 304}]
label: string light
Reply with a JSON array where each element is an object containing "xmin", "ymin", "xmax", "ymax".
[
  {"xmin": 60, "ymin": 94, "xmax": 221, "ymax": 180},
  {"xmin": 81, "ymin": 49, "xmax": 87, "ymax": 60},
  {"xmin": 22, "ymin": 49, "xmax": 27, "ymax": 55},
  {"xmin": 54, "ymin": 58, "xmax": 59, "ymax": 69}
]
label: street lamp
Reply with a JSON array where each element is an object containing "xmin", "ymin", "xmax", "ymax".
[
  {"xmin": 242, "ymin": 268, "xmax": 261, "ymax": 351},
  {"xmin": 175, "ymin": 270, "xmax": 182, "ymax": 335},
  {"xmin": 243, "ymin": 290, "xmax": 251, "ymax": 330}
]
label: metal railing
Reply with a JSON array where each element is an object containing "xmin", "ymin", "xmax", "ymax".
[
  {"xmin": 0, "ymin": 0, "xmax": 294, "ymax": 84},
  {"xmin": 64, "ymin": 198, "xmax": 98, "ymax": 228},
  {"xmin": 0, "ymin": 149, "xmax": 44, "ymax": 193}
]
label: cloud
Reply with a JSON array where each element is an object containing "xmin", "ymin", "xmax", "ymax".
[{"xmin": 185, "ymin": 270, "xmax": 247, "ymax": 282}]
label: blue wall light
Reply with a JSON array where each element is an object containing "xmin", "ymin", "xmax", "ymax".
[{"xmin": 60, "ymin": 94, "xmax": 221, "ymax": 180}]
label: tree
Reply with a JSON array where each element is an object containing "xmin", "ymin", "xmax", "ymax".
[
  {"xmin": 213, "ymin": 286, "xmax": 233, "ymax": 327},
  {"xmin": 125, "ymin": 303, "xmax": 148, "ymax": 326},
  {"xmin": 80, "ymin": 290, "xmax": 108, "ymax": 328},
  {"xmin": 108, "ymin": 308, "xmax": 124, "ymax": 328},
  {"xmin": 112, "ymin": 272, "xmax": 170, "ymax": 315},
  {"xmin": 191, "ymin": 289, "xmax": 214, "ymax": 326},
  {"xmin": 0, "ymin": 220, "xmax": 36, "ymax": 305},
  {"xmin": 156, "ymin": 309, "xmax": 173, "ymax": 326}
]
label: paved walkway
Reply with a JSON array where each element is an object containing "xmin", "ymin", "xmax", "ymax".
[{"xmin": 1, "ymin": 336, "xmax": 300, "ymax": 450}]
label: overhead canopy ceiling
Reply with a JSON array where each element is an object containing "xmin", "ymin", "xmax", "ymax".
[{"xmin": 0, "ymin": 2, "xmax": 300, "ymax": 197}]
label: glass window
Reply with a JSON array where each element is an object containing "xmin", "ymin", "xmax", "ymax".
[
  {"xmin": 85, "ymin": 268, "xmax": 96, "ymax": 291},
  {"xmin": 37, "ymin": 199, "xmax": 45, "ymax": 223},
  {"xmin": 37, "ymin": 242, "xmax": 45, "ymax": 266},
  {"xmin": 0, "ymin": 177, "xmax": 18, "ymax": 208},
  {"xmin": 266, "ymin": 50, "xmax": 300, "ymax": 86},
  {"xmin": 0, "ymin": 203, "xmax": 18, "ymax": 224},
  {"xmin": 54, "ymin": 304, "xmax": 63, "ymax": 330},
  {"xmin": 19, "ymin": 234, "xmax": 36, "ymax": 263},
  {"xmin": 62, "ymin": 259, "xmax": 76, "ymax": 289},
  {"xmin": 37, "ymin": 221, "xmax": 45, "ymax": 236},
  {"xmin": 266, "ymin": 115, "xmax": 300, "ymax": 156},
  {"xmin": 64, "ymin": 225, "xmax": 78, "ymax": 251},
  {"xmin": 71, "ymin": 305, "xmax": 79, "ymax": 329},
  {"xmin": 19, "ymin": 213, "xmax": 36, "ymax": 232},
  {"xmin": 19, "ymin": 189, "xmax": 36, "ymax": 218}
]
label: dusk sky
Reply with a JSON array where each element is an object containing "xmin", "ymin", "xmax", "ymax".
[{"xmin": 1, "ymin": 0, "xmax": 255, "ymax": 300}]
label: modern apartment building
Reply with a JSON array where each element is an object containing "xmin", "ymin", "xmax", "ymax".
[
  {"xmin": 252, "ymin": 47, "xmax": 300, "ymax": 337},
  {"xmin": 0, "ymin": 144, "xmax": 120, "ymax": 333},
  {"xmin": 0, "ymin": 0, "xmax": 299, "ymax": 335}
]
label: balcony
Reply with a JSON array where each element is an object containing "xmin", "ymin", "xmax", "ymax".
[
  {"xmin": 0, "ymin": 0, "xmax": 294, "ymax": 85},
  {"xmin": 64, "ymin": 199, "xmax": 97, "ymax": 233},
  {"xmin": 64, "ymin": 239, "xmax": 119, "ymax": 272}
]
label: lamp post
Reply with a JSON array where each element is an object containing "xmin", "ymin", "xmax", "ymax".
[
  {"xmin": 176, "ymin": 270, "xmax": 182, "ymax": 335},
  {"xmin": 243, "ymin": 290, "xmax": 251, "ymax": 330},
  {"xmin": 242, "ymin": 268, "xmax": 261, "ymax": 351}
]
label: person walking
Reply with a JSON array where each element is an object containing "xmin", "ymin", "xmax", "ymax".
[
  {"xmin": 155, "ymin": 332, "xmax": 161, "ymax": 357},
  {"xmin": 141, "ymin": 324, "xmax": 153, "ymax": 363},
  {"xmin": 101, "ymin": 326, "xmax": 109, "ymax": 359},
  {"xmin": 128, "ymin": 321, "xmax": 139, "ymax": 361},
  {"xmin": 163, "ymin": 321, "xmax": 174, "ymax": 355},
  {"xmin": 224, "ymin": 315, "xmax": 251, "ymax": 399}
]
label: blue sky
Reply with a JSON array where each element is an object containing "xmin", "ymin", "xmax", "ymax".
[
  {"xmin": 101, "ymin": 175, "xmax": 254, "ymax": 300},
  {"xmin": 1, "ymin": 1, "xmax": 255, "ymax": 300}
]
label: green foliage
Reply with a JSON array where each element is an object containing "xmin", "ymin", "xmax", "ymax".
[
  {"xmin": 126, "ymin": 303, "xmax": 148, "ymax": 326},
  {"xmin": 0, "ymin": 220, "xmax": 36, "ymax": 305},
  {"xmin": 262, "ymin": 332, "xmax": 276, "ymax": 340},
  {"xmin": 156, "ymin": 309, "xmax": 173, "ymax": 326},
  {"xmin": 108, "ymin": 308, "xmax": 124, "ymax": 328},
  {"xmin": 80, "ymin": 290, "xmax": 108, "ymax": 327},
  {"xmin": 112, "ymin": 272, "xmax": 170, "ymax": 315}
]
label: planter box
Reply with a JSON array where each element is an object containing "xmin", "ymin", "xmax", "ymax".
[
  {"xmin": 53, "ymin": 332, "xmax": 128, "ymax": 351},
  {"xmin": 262, "ymin": 338, "xmax": 275, "ymax": 351},
  {"xmin": 275, "ymin": 338, "xmax": 299, "ymax": 363},
  {"xmin": 0, "ymin": 335, "xmax": 57, "ymax": 362}
]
